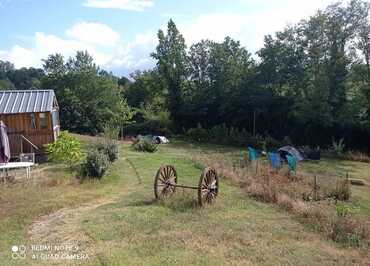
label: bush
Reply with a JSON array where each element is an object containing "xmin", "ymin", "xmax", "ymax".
[
  {"xmin": 331, "ymin": 137, "xmax": 345, "ymax": 155},
  {"xmin": 96, "ymin": 142, "xmax": 119, "ymax": 162},
  {"xmin": 95, "ymin": 125, "xmax": 120, "ymax": 162},
  {"xmin": 186, "ymin": 124, "xmax": 209, "ymax": 142},
  {"xmin": 132, "ymin": 139, "xmax": 158, "ymax": 152},
  {"xmin": 80, "ymin": 149, "xmax": 109, "ymax": 179},
  {"xmin": 45, "ymin": 131, "xmax": 83, "ymax": 167},
  {"xmin": 209, "ymin": 124, "xmax": 229, "ymax": 143}
]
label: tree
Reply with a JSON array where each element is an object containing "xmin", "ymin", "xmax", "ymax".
[
  {"xmin": 67, "ymin": 51, "xmax": 98, "ymax": 74},
  {"xmin": 41, "ymin": 51, "xmax": 132, "ymax": 134},
  {"xmin": 152, "ymin": 19, "xmax": 187, "ymax": 126},
  {"xmin": 123, "ymin": 70, "xmax": 165, "ymax": 109},
  {"xmin": 357, "ymin": 21, "xmax": 370, "ymax": 81},
  {"xmin": 42, "ymin": 54, "xmax": 66, "ymax": 77},
  {"xmin": 0, "ymin": 60, "xmax": 14, "ymax": 78}
]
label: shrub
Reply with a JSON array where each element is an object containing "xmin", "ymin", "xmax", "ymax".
[
  {"xmin": 132, "ymin": 139, "xmax": 158, "ymax": 152},
  {"xmin": 45, "ymin": 131, "xmax": 83, "ymax": 167},
  {"xmin": 209, "ymin": 124, "xmax": 229, "ymax": 143},
  {"xmin": 105, "ymin": 142, "xmax": 119, "ymax": 162},
  {"xmin": 96, "ymin": 142, "xmax": 119, "ymax": 162},
  {"xmin": 95, "ymin": 125, "xmax": 120, "ymax": 162},
  {"xmin": 186, "ymin": 124, "xmax": 209, "ymax": 142},
  {"xmin": 80, "ymin": 149, "xmax": 109, "ymax": 179},
  {"xmin": 331, "ymin": 137, "xmax": 345, "ymax": 155}
]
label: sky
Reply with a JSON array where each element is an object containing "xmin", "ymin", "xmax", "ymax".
[{"xmin": 0, "ymin": 0, "xmax": 340, "ymax": 77}]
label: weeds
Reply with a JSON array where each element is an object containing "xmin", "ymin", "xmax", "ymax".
[{"xmin": 193, "ymin": 152, "xmax": 370, "ymax": 248}]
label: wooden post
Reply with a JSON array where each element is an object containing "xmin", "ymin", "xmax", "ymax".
[
  {"xmin": 314, "ymin": 175, "xmax": 317, "ymax": 201},
  {"xmin": 20, "ymin": 135, "xmax": 23, "ymax": 154}
]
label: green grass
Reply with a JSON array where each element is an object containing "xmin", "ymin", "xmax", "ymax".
[{"xmin": 0, "ymin": 139, "xmax": 369, "ymax": 265}]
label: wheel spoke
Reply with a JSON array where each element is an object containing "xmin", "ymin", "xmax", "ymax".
[
  {"xmin": 205, "ymin": 172, "xmax": 211, "ymax": 185},
  {"xmin": 160, "ymin": 170, "xmax": 166, "ymax": 180},
  {"xmin": 167, "ymin": 166, "xmax": 171, "ymax": 178},
  {"xmin": 165, "ymin": 166, "xmax": 169, "ymax": 178}
]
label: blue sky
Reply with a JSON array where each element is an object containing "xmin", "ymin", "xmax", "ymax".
[{"xmin": 0, "ymin": 0, "xmax": 338, "ymax": 76}]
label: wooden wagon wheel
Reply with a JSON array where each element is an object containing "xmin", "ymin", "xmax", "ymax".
[
  {"xmin": 198, "ymin": 167, "xmax": 218, "ymax": 206},
  {"xmin": 154, "ymin": 165, "xmax": 178, "ymax": 200}
]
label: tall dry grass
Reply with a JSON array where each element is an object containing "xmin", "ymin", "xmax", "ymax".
[{"xmin": 193, "ymin": 152, "xmax": 370, "ymax": 248}]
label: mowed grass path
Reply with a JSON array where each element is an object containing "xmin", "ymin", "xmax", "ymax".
[{"xmin": 1, "ymin": 140, "xmax": 369, "ymax": 265}]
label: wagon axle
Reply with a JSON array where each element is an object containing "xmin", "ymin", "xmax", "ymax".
[{"xmin": 154, "ymin": 165, "xmax": 219, "ymax": 206}]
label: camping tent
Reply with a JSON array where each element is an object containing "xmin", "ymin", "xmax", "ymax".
[
  {"xmin": 278, "ymin": 145, "xmax": 304, "ymax": 162},
  {"xmin": 153, "ymin": 136, "xmax": 170, "ymax": 144}
]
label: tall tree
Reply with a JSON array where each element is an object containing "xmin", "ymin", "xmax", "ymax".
[
  {"xmin": 152, "ymin": 19, "xmax": 187, "ymax": 126},
  {"xmin": 42, "ymin": 51, "xmax": 132, "ymax": 134}
]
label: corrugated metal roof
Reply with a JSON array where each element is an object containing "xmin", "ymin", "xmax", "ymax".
[{"xmin": 0, "ymin": 90, "xmax": 56, "ymax": 114}]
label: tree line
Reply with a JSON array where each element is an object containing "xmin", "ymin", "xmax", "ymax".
[{"xmin": 0, "ymin": 0, "xmax": 369, "ymax": 151}]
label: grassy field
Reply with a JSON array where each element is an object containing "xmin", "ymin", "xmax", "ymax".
[{"xmin": 0, "ymin": 138, "xmax": 369, "ymax": 265}]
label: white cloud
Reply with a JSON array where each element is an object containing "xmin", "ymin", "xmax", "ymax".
[
  {"xmin": 0, "ymin": 22, "xmax": 156, "ymax": 76},
  {"xmin": 66, "ymin": 22, "xmax": 120, "ymax": 46},
  {"xmin": 179, "ymin": 0, "xmax": 336, "ymax": 53},
  {"xmin": 107, "ymin": 31, "xmax": 157, "ymax": 74},
  {"xmin": 0, "ymin": 45, "xmax": 37, "ymax": 68},
  {"xmin": 0, "ymin": 31, "xmax": 113, "ymax": 69},
  {"xmin": 0, "ymin": 0, "xmax": 351, "ymax": 76},
  {"xmin": 83, "ymin": 0, "xmax": 154, "ymax": 11}
]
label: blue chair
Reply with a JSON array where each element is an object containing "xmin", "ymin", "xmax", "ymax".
[
  {"xmin": 248, "ymin": 147, "xmax": 257, "ymax": 161},
  {"xmin": 286, "ymin": 155, "xmax": 297, "ymax": 174},
  {"xmin": 268, "ymin": 152, "xmax": 282, "ymax": 170}
]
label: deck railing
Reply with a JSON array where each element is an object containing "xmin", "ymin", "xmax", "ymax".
[{"xmin": 7, "ymin": 132, "xmax": 40, "ymax": 157}]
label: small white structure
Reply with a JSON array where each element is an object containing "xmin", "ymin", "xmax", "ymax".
[{"xmin": 153, "ymin": 136, "xmax": 170, "ymax": 144}]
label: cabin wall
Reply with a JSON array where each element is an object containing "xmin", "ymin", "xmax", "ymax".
[{"xmin": 0, "ymin": 112, "xmax": 54, "ymax": 156}]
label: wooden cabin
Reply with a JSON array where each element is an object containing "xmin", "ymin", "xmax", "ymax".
[{"xmin": 0, "ymin": 90, "xmax": 60, "ymax": 157}]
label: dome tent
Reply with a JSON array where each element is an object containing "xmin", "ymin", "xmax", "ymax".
[{"xmin": 278, "ymin": 145, "xmax": 305, "ymax": 162}]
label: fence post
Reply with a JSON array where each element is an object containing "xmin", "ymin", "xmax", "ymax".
[{"xmin": 313, "ymin": 175, "xmax": 317, "ymax": 201}]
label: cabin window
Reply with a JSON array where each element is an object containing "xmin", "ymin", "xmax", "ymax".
[
  {"xmin": 30, "ymin": 113, "xmax": 36, "ymax": 129},
  {"xmin": 39, "ymin": 113, "xmax": 48, "ymax": 129}
]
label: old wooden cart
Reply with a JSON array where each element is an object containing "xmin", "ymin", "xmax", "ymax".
[{"xmin": 154, "ymin": 165, "xmax": 219, "ymax": 206}]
